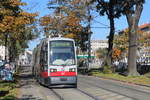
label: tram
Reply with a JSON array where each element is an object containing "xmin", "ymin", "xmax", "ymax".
[{"xmin": 32, "ymin": 37, "xmax": 77, "ymax": 87}]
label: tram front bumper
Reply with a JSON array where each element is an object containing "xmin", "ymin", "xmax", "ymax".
[{"xmin": 48, "ymin": 76, "xmax": 77, "ymax": 85}]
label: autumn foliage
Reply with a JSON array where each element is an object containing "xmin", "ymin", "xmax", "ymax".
[
  {"xmin": 112, "ymin": 48, "xmax": 121, "ymax": 60},
  {"xmin": 40, "ymin": 12, "xmax": 82, "ymax": 37},
  {"xmin": 0, "ymin": 0, "xmax": 38, "ymax": 61},
  {"xmin": 40, "ymin": 0, "xmax": 90, "ymax": 52},
  {"xmin": 114, "ymin": 25, "xmax": 150, "ymax": 61}
]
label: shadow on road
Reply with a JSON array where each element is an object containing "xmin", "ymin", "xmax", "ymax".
[
  {"xmin": 0, "ymin": 90, "xmax": 9, "ymax": 97},
  {"xmin": 17, "ymin": 73, "xmax": 35, "ymax": 88},
  {"xmin": 47, "ymin": 85, "xmax": 76, "ymax": 89},
  {"xmin": 18, "ymin": 94, "xmax": 42, "ymax": 100},
  {"xmin": 17, "ymin": 68, "xmax": 43, "ymax": 100}
]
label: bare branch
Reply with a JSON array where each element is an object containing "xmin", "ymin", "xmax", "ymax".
[
  {"xmin": 134, "ymin": 2, "xmax": 143, "ymax": 26},
  {"xmin": 126, "ymin": 12, "xmax": 133, "ymax": 27},
  {"xmin": 97, "ymin": 0, "xmax": 109, "ymax": 16}
]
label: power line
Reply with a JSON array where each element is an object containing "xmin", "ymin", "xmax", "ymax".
[
  {"xmin": 92, "ymin": 19, "xmax": 110, "ymax": 27},
  {"xmin": 91, "ymin": 26, "xmax": 110, "ymax": 28}
]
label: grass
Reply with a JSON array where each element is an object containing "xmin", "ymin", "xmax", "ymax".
[
  {"xmin": 88, "ymin": 70, "xmax": 150, "ymax": 86},
  {"xmin": 0, "ymin": 76, "xmax": 19, "ymax": 100},
  {"xmin": 144, "ymin": 72, "xmax": 150, "ymax": 78}
]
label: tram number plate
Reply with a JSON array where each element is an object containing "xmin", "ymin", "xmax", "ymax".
[{"xmin": 60, "ymin": 78, "xmax": 67, "ymax": 81}]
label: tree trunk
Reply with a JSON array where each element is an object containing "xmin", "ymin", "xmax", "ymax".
[
  {"xmin": 4, "ymin": 34, "xmax": 8, "ymax": 61},
  {"xmin": 126, "ymin": 2, "xmax": 143, "ymax": 76},
  {"xmin": 128, "ymin": 27, "xmax": 140, "ymax": 76},
  {"xmin": 106, "ymin": 14, "xmax": 115, "ymax": 66},
  {"xmin": 9, "ymin": 38, "xmax": 17, "ymax": 62}
]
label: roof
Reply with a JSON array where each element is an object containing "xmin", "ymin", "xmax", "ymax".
[
  {"xmin": 48, "ymin": 37, "xmax": 74, "ymax": 41},
  {"xmin": 139, "ymin": 22, "xmax": 150, "ymax": 29},
  {"xmin": 91, "ymin": 40, "xmax": 108, "ymax": 43},
  {"xmin": 119, "ymin": 22, "xmax": 150, "ymax": 34}
]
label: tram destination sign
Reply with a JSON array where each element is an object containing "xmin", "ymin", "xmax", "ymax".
[{"xmin": 51, "ymin": 41, "xmax": 73, "ymax": 47}]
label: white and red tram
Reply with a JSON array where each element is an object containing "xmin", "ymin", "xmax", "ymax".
[{"xmin": 32, "ymin": 37, "xmax": 77, "ymax": 87}]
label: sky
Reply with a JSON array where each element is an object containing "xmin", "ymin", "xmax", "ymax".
[{"xmin": 22, "ymin": 0, "xmax": 150, "ymax": 50}]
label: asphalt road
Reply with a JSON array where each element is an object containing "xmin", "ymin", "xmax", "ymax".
[{"xmin": 18, "ymin": 66, "xmax": 150, "ymax": 100}]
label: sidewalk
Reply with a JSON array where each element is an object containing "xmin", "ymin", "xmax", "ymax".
[{"xmin": 17, "ymin": 66, "xmax": 44, "ymax": 100}]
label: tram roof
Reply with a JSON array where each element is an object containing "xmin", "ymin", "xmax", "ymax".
[{"xmin": 48, "ymin": 37, "xmax": 74, "ymax": 41}]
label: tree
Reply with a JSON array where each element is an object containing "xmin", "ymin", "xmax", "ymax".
[
  {"xmin": 40, "ymin": 12, "xmax": 83, "ymax": 38},
  {"xmin": 40, "ymin": 0, "xmax": 95, "ymax": 53},
  {"xmin": 96, "ymin": 48, "xmax": 107, "ymax": 59},
  {"xmin": 114, "ymin": 26, "xmax": 149, "ymax": 76},
  {"xmin": 112, "ymin": 48, "xmax": 121, "ymax": 61},
  {"xmin": 113, "ymin": 29, "xmax": 129, "ymax": 60},
  {"xmin": 96, "ymin": 0, "xmax": 145, "ymax": 76},
  {"xmin": 114, "ymin": 28, "xmax": 149, "ymax": 54},
  {"xmin": 119, "ymin": 0, "xmax": 145, "ymax": 76},
  {"xmin": 40, "ymin": 12, "xmax": 88, "ymax": 52},
  {"xmin": 96, "ymin": 0, "xmax": 122, "ymax": 67},
  {"xmin": 0, "ymin": 0, "xmax": 38, "ymax": 62}
]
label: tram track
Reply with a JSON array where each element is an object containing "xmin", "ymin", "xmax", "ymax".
[
  {"xmin": 79, "ymin": 78, "xmax": 139, "ymax": 100},
  {"xmin": 50, "ymin": 87, "xmax": 98, "ymax": 100},
  {"xmin": 76, "ymin": 88, "xmax": 103, "ymax": 100},
  {"xmin": 19, "ymin": 65, "xmax": 150, "ymax": 100},
  {"xmin": 51, "ymin": 89, "xmax": 64, "ymax": 100},
  {"xmin": 37, "ymin": 77, "xmax": 149, "ymax": 100},
  {"xmin": 81, "ymin": 76, "xmax": 150, "ymax": 94}
]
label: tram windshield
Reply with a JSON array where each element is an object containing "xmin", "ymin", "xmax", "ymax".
[{"xmin": 49, "ymin": 40, "xmax": 75, "ymax": 66}]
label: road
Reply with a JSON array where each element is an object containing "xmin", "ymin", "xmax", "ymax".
[{"xmin": 18, "ymin": 66, "xmax": 150, "ymax": 100}]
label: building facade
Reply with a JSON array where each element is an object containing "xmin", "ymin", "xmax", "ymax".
[
  {"xmin": 0, "ymin": 46, "xmax": 7, "ymax": 60},
  {"xmin": 18, "ymin": 50, "xmax": 32, "ymax": 66},
  {"xmin": 91, "ymin": 40, "xmax": 108, "ymax": 52},
  {"xmin": 118, "ymin": 22, "xmax": 150, "ymax": 65},
  {"xmin": 138, "ymin": 23, "xmax": 150, "ymax": 65}
]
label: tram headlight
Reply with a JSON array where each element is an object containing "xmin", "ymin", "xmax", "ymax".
[
  {"xmin": 69, "ymin": 68, "xmax": 76, "ymax": 72},
  {"xmin": 50, "ymin": 68, "xmax": 57, "ymax": 72}
]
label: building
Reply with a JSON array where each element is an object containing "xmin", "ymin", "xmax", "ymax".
[
  {"xmin": 138, "ymin": 23, "xmax": 150, "ymax": 65},
  {"xmin": 118, "ymin": 22, "xmax": 150, "ymax": 65},
  {"xmin": 18, "ymin": 50, "xmax": 32, "ymax": 66},
  {"xmin": 139, "ymin": 23, "xmax": 150, "ymax": 32},
  {"xmin": 0, "ymin": 45, "xmax": 7, "ymax": 60},
  {"xmin": 91, "ymin": 40, "xmax": 108, "ymax": 52}
]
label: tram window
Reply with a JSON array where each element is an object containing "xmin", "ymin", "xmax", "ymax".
[{"xmin": 44, "ymin": 44, "xmax": 48, "ymax": 63}]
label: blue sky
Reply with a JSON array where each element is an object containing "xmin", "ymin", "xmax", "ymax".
[{"xmin": 22, "ymin": 0, "xmax": 150, "ymax": 50}]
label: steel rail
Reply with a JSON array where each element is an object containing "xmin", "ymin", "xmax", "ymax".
[{"xmin": 51, "ymin": 89, "xmax": 64, "ymax": 100}]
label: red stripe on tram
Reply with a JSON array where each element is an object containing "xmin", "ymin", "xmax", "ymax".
[
  {"xmin": 41, "ymin": 72, "xmax": 48, "ymax": 78},
  {"xmin": 50, "ymin": 71, "xmax": 76, "ymax": 76}
]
